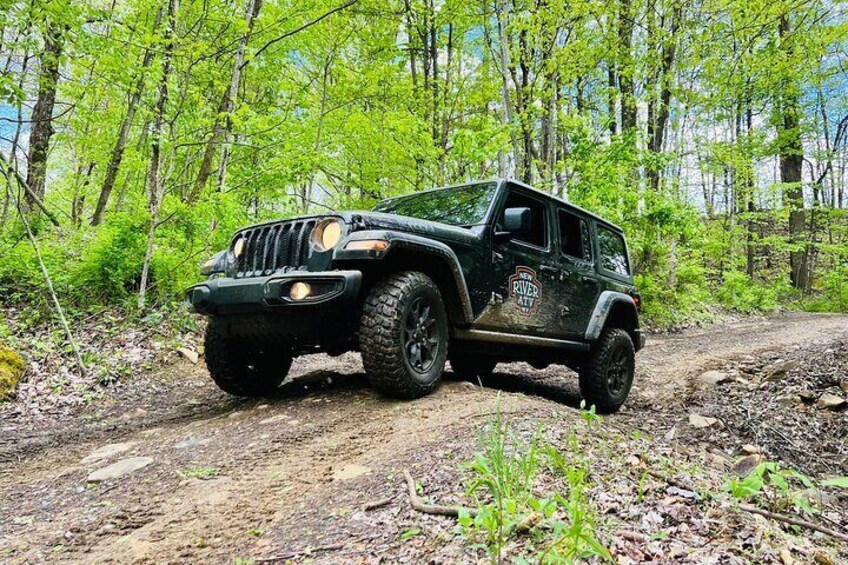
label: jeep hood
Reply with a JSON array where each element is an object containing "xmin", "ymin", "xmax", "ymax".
[
  {"xmin": 234, "ymin": 210, "xmax": 483, "ymax": 246},
  {"xmin": 340, "ymin": 211, "xmax": 483, "ymax": 245}
]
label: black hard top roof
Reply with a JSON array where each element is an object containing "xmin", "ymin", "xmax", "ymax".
[
  {"xmin": 377, "ymin": 178, "xmax": 626, "ymax": 233},
  {"xmin": 498, "ymin": 179, "xmax": 624, "ymax": 232}
]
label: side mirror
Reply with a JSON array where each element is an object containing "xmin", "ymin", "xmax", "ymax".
[{"xmin": 503, "ymin": 207, "xmax": 531, "ymax": 233}]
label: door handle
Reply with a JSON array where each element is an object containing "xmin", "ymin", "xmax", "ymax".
[
  {"xmin": 539, "ymin": 265, "xmax": 559, "ymax": 276},
  {"xmin": 581, "ymin": 276, "xmax": 598, "ymax": 285}
]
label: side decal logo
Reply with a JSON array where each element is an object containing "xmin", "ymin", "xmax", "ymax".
[{"xmin": 508, "ymin": 266, "xmax": 542, "ymax": 316}]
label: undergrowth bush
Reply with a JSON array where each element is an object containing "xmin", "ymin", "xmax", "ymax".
[
  {"xmin": 715, "ymin": 271, "xmax": 787, "ymax": 313},
  {"xmin": 459, "ymin": 400, "xmax": 610, "ymax": 564}
]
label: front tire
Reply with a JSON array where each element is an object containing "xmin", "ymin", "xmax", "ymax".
[
  {"xmin": 204, "ymin": 318, "xmax": 292, "ymax": 397},
  {"xmin": 360, "ymin": 272, "xmax": 448, "ymax": 399},
  {"xmin": 578, "ymin": 328, "xmax": 635, "ymax": 414}
]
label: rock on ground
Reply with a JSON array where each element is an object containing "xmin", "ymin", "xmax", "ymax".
[
  {"xmin": 80, "ymin": 442, "xmax": 137, "ymax": 464},
  {"xmin": 87, "ymin": 457, "xmax": 154, "ymax": 482},
  {"xmin": 694, "ymin": 371, "xmax": 729, "ymax": 389},
  {"xmin": 816, "ymin": 392, "xmax": 846, "ymax": 411},
  {"xmin": 688, "ymin": 413, "xmax": 719, "ymax": 429}
]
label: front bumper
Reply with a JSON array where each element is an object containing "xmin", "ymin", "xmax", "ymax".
[{"xmin": 185, "ymin": 270, "xmax": 362, "ymax": 316}]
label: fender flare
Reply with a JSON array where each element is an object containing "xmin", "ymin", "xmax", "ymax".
[
  {"xmin": 334, "ymin": 230, "xmax": 474, "ymax": 323},
  {"xmin": 584, "ymin": 290, "xmax": 639, "ymax": 341}
]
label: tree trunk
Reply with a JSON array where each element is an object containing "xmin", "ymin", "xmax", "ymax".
[
  {"xmin": 190, "ymin": 0, "xmax": 262, "ymax": 202},
  {"xmin": 25, "ymin": 24, "xmax": 63, "ymax": 210},
  {"xmin": 745, "ymin": 103, "xmax": 756, "ymax": 278},
  {"xmin": 607, "ymin": 64, "xmax": 617, "ymax": 136},
  {"xmin": 139, "ymin": 0, "xmax": 177, "ymax": 311},
  {"xmin": 92, "ymin": 7, "xmax": 163, "ymax": 226},
  {"xmin": 778, "ymin": 15, "xmax": 809, "ymax": 292},
  {"xmin": 617, "ymin": 0, "xmax": 636, "ymax": 133},
  {"xmin": 646, "ymin": 4, "xmax": 680, "ymax": 192}
]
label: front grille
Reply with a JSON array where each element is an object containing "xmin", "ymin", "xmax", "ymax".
[{"xmin": 234, "ymin": 219, "xmax": 317, "ymax": 278}]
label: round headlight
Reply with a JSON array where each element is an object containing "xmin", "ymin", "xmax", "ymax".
[
  {"xmin": 232, "ymin": 236, "xmax": 245, "ymax": 258},
  {"xmin": 311, "ymin": 219, "xmax": 343, "ymax": 251}
]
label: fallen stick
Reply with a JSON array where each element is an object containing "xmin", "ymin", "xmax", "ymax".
[
  {"xmin": 403, "ymin": 469, "xmax": 477, "ymax": 518},
  {"xmin": 739, "ymin": 504, "xmax": 848, "ymax": 544},
  {"xmin": 363, "ymin": 495, "xmax": 395, "ymax": 511},
  {"xmin": 255, "ymin": 543, "xmax": 344, "ymax": 563},
  {"xmin": 647, "ymin": 469, "xmax": 695, "ymax": 492},
  {"xmin": 617, "ymin": 530, "xmax": 648, "ymax": 543}
]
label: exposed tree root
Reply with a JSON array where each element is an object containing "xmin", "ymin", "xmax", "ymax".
[
  {"xmin": 255, "ymin": 543, "xmax": 344, "ymax": 563},
  {"xmin": 403, "ymin": 469, "xmax": 477, "ymax": 518},
  {"xmin": 739, "ymin": 504, "xmax": 848, "ymax": 544},
  {"xmin": 363, "ymin": 495, "xmax": 395, "ymax": 511}
]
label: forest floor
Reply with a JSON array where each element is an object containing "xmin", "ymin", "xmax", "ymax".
[{"xmin": 1, "ymin": 312, "xmax": 847, "ymax": 564}]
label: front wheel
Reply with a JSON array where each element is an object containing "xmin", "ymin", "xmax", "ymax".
[
  {"xmin": 360, "ymin": 271, "xmax": 448, "ymax": 399},
  {"xmin": 204, "ymin": 318, "xmax": 292, "ymax": 397},
  {"xmin": 578, "ymin": 328, "xmax": 635, "ymax": 414}
]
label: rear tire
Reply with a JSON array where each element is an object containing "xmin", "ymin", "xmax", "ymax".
[
  {"xmin": 204, "ymin": 318, "xmax": 292, "ymax": 397},
  {"xmin": 578, "ymin": 328, "xmax": 634, "ymax": 414},
  {"xmin": 360, "ymin": 271, "xmax": 448, "ymax": 399}
]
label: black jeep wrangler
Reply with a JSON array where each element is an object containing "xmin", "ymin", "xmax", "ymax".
[{"xmin": 186, "ymin": 179, "xmax": 644, "ymax": 413}]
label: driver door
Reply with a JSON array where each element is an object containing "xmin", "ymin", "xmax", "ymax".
[{"xmin": 479, "ymin": 186, "xmax": 564, "ymax": 337}]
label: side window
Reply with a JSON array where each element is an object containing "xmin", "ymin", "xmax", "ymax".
[
  {"xmin": 501, "ymin": 190, "xmax": 548, "ymax": 248},
  {"xmin": 558, "ymin": 209, "xmax": 591, "ymax": 262},
  {"xmin": 597, "ymin": 226, "xmax": 630, "ymax": 275}
]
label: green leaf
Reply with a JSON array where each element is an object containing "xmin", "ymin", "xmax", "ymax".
[{"xmin": 399, "ymin": 528, "xmax": 422, "ymax": 541}]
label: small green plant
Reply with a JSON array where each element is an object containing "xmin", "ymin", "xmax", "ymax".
[
  {"xmin": 177, "ymin": 466, "xmax": 219, "ymax": 480},
  {"xmin": 399, "ymin": 528, "xmax": 422, "ymax": 541},
  {"xmin": 461, "ymin": 401, "xmax": 543, "ymax": 561},
  {"xmin": 459, "ymin": 398, "xmax": 610, "ymax": 564},
  {"xmin": 578, "ymin": 400, "xmax": 602, "ymax": 427},
  {"xmin": 725, "ymin": 462, "xmax": 848, "ymax": 514},
  {"xmin": 248, "ymin": 529, "xmax": 263, "ymax": 537}
]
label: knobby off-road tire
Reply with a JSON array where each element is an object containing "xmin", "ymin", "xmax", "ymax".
[
  {"xmin": 204, "ymin": 318, "xmax": 292, "ymax": 397},
  {"xmin": 360, "ymin": 271, "xmax": 449, "ymax": 399},
  {"xmin": 578, "ymin": 328, "xmax": 635, "ymax": 414},
  {"xmin": 449, "ymin": 355, "xmax": 496, "ymax": 381}
]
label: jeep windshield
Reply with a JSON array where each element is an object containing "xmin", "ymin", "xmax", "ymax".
[{"xmin": 373, "ymin": 182, "xmax": 497, "ymax": 227}]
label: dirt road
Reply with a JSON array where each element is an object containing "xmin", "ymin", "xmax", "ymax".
[{"xmin": 1, "ymin": 312, "xmax": 847, "ymax": 563}]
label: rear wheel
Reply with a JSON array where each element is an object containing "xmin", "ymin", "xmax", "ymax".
[
  {"xmin": 360, "ymin": 271, "xmax": 448, "ymax": 399},
  {"xmin": 204, "ymin": 318, "xmax": 292, "ymax": 397},
  {"xmin": 578, "ymin": 328, "xmax": 634, "ymax": 414}
]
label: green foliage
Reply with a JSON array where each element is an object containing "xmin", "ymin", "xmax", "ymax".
[
  {"xmin": 715, "ymin": 271, "xmax": 783, "ymax": 313},
  {"xmin": 725, "ymin": 461, "xmax": 848, "ymax": 514},
  {"xmin": 459, "ymin": 400, "xmax": 610, "ymax": 563},
  {"xmin": 803, "ymin": 266, "xmax": 848, "ymax": 313},
  {"xmin": 177, "ymin": 467, "xmax": 220, "ymax": 480},
  {"xmin": 73, "ymin": 216, "xmax": 148, "ymax": 302},
  {"xmin": 1, "ymin": 0, "xmax": 847, "ymax": 326}
]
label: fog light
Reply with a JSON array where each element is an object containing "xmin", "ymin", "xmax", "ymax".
[{"xmin": 290, "ymin": 282, "xmax": 312, "ymax": 300}]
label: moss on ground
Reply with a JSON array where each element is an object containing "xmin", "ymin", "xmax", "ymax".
[{"xmin": 0, "ymin": 344, "xmax": 25, "ymax": 399}]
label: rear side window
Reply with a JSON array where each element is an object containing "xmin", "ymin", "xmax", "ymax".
[
  {"xmin": 597, "ymin": 226, "xmax": 630, "ymax": 275},
  {"xmin": 501, "ymin": 190, "xmax": 548, "ymax": 248},
  {"xmin": 558, "ymin": 209, "xmax": 591, "ymax": 262}
]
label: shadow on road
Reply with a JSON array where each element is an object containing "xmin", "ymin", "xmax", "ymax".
[
  {"xmin": 476, "ymin": 371, "xmax": 584, "ymax": 408},
  {"xmin": 280, "ymin": 366, "xmax": 584, "ymax": 409},
  {"xmin": 275, "ymin": 370, "xmax": 369, "ymax": 398}
]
